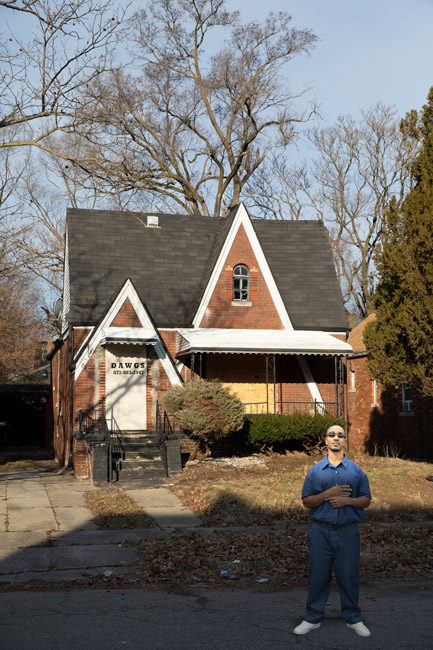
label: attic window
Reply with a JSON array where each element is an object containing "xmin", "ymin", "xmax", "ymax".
[{"xmin": 233, "ymin": 264, "xmax": 250, "ymax": 301}]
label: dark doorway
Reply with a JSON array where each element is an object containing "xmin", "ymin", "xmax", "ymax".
[{"xmin": 0, "ymin": 385, "xmax": 51, "ymax": 452}]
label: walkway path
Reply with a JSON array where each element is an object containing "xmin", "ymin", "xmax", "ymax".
[{"xmin": 0, "ymin": 462, "xmax": 199, "ymax": 583}]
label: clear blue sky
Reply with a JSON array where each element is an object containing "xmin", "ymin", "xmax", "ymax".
[
  {"xmin": 233, "ymin": 0, "xmax": 433, "ymax": 124},
  {"xmin": 2, "ymin": 0, "xmax": 431, "ymax": 125}
]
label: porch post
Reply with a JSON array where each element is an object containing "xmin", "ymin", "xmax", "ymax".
[
  {"xmin": 191, "ymin": 352, "xmax": 203, "ymax": 382},
  {"xmin": 335, "ymin": 356, "xmax": 338, "ymax": 415},
  {"xmin": 265, "ymin": 354, "xmax": 276, "ymax": 414},
  {"xmin": 335, "ymin": 356, "xmax": 345, "ymax": 418},
  {"xmin": 272, "ymin": 354, "xmax": 276, "ymax": 413}
]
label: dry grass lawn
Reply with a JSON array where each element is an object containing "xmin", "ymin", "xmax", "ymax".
[{"xmin": 169, "ymin": 452, "xmax": 433, "ymax": 526}]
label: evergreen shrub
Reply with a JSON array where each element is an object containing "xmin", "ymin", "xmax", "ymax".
[
  {"xmin": 163, "ymin": 380, "xmax": 245, "ymax": 443},
  {"xmin": 246, "ymin": 412, "xmax": 346, "ymax": 449}
]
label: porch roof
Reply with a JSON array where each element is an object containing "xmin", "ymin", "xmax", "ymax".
[
  {"xmin": 100, "ymin": 327, "xmax": 158, "ymax": 346},
  {"xmin": 176, "ymin": 329, "xmax": 352, "ymax": 356}
]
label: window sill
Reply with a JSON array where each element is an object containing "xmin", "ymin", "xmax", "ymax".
[
  {"xmin": 399, "ymin": 411, "xmax": 414, "ymax": 417},
  {"xmin": 231, "ymin": 301, "xmax": 252, "ymax": 307}
]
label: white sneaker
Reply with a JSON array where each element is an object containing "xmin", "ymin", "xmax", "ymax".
[
  {"xmin": 347, "ymin": 622, "xmax": 371, "ymax": 637},
  {"xmin": 293, "ymin": 620, "xmax": 321, "ymax": 635}
]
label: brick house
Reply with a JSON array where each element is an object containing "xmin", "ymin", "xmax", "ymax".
[
  {"xmin": 50, "ymin": 203, "xmax": 352, "ymax": 482},
  {"xmin": 347, "ymin": 314, "xmax": 433, "ymax": 459}
]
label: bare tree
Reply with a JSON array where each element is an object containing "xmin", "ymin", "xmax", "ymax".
[
  {"xmin": 0, "ymin": 0, "xmax": 127, "ymax": 156},
  {"xmin": 0, "ymin": 252, "xmax": 50, "ymax": 382},
  {"xmin": 74, "ymin": 0, "xmax": 317, "ymax": 216},
  {"xmin": 246, "ymin": 104, "xmax": 419, "ymax": 322}
]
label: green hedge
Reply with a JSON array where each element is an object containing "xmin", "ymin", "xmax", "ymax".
[{"xmin": 246, "ymin": 412, "xmax": 346, "ymax": 447}]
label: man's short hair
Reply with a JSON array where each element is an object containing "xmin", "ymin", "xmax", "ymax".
[{"xmin": 325, "ymin": 425, "xmax": 346, "ymax": 437}]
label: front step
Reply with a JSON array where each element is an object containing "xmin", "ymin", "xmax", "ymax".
[{"xmin": 110, "ymin": 430, "xmax": 168, "ymax": 483}]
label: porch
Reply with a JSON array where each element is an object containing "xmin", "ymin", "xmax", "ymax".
[{"xmin": 176, "ymin": 328, "xmax": 351, "ymax": 419}]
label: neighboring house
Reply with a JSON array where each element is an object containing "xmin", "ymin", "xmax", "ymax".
[
  {"xmin": 50, "ymin": 204, "xmax": 352, "ymax": 482},
  {"xmin": 0, "ymin": 362, "xmax": 51, "ymax": 453},
  {"xmin": 347, "ymin": 315, "xmax": 433, "ymax": 459}
]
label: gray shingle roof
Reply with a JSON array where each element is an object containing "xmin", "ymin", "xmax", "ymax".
[
  {"xmin": 253, "ymin": 219, "xmax": 348, "ymax": 330},
  {"xmin": 65, "ymin": 208, "xmax": 349, "ymax": 331}
]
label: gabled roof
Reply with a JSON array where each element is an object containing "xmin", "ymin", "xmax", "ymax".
[
  {"xmin": 65, "ymin": 206, "xmax": 349, "ymax": 331},
  {"xmin": 347, "ymin": 313, "xmax": 376, "ymax": 353},
  {"xmin": 73, "ymin": 279, "xmax": 182, "ymax": 385}
]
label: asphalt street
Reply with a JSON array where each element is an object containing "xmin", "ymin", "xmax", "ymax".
[
  {"xmin": 1, "ymin": 581, "xmax": 432, "ymax": 650},
  {"xmin": 0, "ymin": 463, "xmax": 432, "ymax": 649}
]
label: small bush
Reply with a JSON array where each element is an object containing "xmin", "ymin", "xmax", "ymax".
[
  {"xmin": 163, "ymin": 380, "xmax": 245, "ymax": 443},
  {"xmin": 246, "ymin": 412, "xmax": 346, "ymax": 449}
]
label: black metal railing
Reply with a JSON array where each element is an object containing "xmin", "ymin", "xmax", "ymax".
[
  {"xmin": 243, "ymin": 400, "xmax": 338, "ymax": 417},
  {"xmin": 155, "ymin": 400, "xmax": 164, "ymax": 446},
  {"xmin": 77, "ymin": 408, "xmax": 96, "ymax": 434},
  {"xmin": 156, "ymin": 401, "xmax": 184, "ymax": 439},
  {"xmin": 156, "ymin": 400, "xmax": 185, "ymax": 474},
  {"xmin": 107, "ymin": 414, "xmax": 124, "ymax": 483},
  {"xmin": 77, "ymin": 407, "xmax": 106, "ymax": 435}
]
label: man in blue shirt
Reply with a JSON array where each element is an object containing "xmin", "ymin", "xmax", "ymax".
[{"xmin": 293, "ymin": 425, "xmax": 371, "ymax": 638}]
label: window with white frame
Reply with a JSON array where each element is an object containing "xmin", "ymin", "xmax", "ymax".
[
  {"xmin": 401, "ymin": 383, "xmax": 413, "ymax": 413},
  {"xmin": 233, "ymin": 264, "xmax": 250, "ymax": 301},
  {"xmin": 372, "ymin": 378, "xmax": 379, "ymax": 406}
]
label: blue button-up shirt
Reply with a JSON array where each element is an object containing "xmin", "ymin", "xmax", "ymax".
[{"xmin": 302, "ymin": 455, "xmax": 371, "ymax": 524}]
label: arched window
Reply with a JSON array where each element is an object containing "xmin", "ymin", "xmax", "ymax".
[{"xmin": 233, "ymin": 264, "xmax": 250, "ymax": 301}]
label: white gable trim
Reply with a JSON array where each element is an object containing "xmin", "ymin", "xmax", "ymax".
[
  {"xmin": 192, "ymin": 203, "xmax": 293, "ymax": 330},
  {"xmin": 74, "ymin": 279, "xmax": 182, "ymax": 386}
]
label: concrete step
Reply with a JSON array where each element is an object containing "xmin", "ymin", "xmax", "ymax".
[
  {"xmin": 119, "ymin": 431, "xmax": 159, "ymax": 441},
  {"xmin": 117, "ymin": 458, "xmax": 166, "ymax": 471},
  {"xmin": 115, "ymin": 467, "xmax": 167, "ymax": 481},
  {"xmin": 122, "ymin": 452, "xmax": 163, "ymax": 462},
  {"xmin": 113, "ymin": 477, "xmax": 167, "ymax": 489},
  {"xmin": 119, "ymin": 443, "xmax": 162, "ymax": 455}
]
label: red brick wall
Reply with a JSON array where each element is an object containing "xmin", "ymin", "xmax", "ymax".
[
  {"xmin": 74, "ymin": 357, "xmax": 97, "ymax": 422},
  {"xmin": 347, "ymin": 356, "xmax": 433, "ymax": 458},
  {"xmin": 159, "ymin": 330, "xmax": 177, "ymax": 358},
  {"xmin": 73, "ymin": 328, "xmax": 92, "ymax": 354},
  {"xmin": 72, "ymin": 439, "xmax": 90, "ymax": 479},
  {"xmin": 51, "ymin": 337, "xmax": 71, "ymax": 468},
  {"xmin": 148, "ymin": 346, "xmax": 176, "ymax": 429},
  {"xmin": 111, "ymin": 298, "xmax": 142, "ymax": 326},
  {"xmin": 346, "ymin": 356, "xmax": 374, "ymax": 451},
  {"xmin": 199, "ymin": 224, "xmax": 283, "ymax": 329}
]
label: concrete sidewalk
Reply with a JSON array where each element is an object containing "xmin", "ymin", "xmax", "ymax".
[{"xmin": 0, "ymin": 462, "xmax": 200, "ymax": 583}]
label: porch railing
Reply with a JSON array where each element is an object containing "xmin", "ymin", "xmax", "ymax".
[
  {"xmin": 77, "ymin": 407, "xmax": 105, "ymax": 434},
  {"xmin": 243, "ymin": 400, "xmax": 338, "ymax": 417},
  {"xmin": 156, "ymin": 400, "xmax": 183, "ymax": 444},
  {"xmin": 156, "ymin": 401, "xmax": 184, "ymax": 476},
  {"xmin": 77, "ymin": 407, "xmax": 124, "ymax": 482},
  {"xmin": 107, "ymin": 414, "xmax": 124, "ymax": 483}
]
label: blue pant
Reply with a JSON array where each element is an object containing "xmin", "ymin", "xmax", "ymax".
[{"xmin": 305, "ymin": 521, "xmax": 362, "ymax": 624}]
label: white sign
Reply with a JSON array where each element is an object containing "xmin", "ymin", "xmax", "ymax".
[{"xmin": 105, "ymin": 344, "xmax": 147, "ymax": 431}]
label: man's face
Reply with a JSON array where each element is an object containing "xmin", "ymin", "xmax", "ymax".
[{"xmin": 325, "ymin": 426, "xmax": 346, "ymax": 453}]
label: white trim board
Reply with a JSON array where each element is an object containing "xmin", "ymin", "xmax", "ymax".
[{"xmin": 73, "ymin": 279, "xmax": 182, "ymax": 386}]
